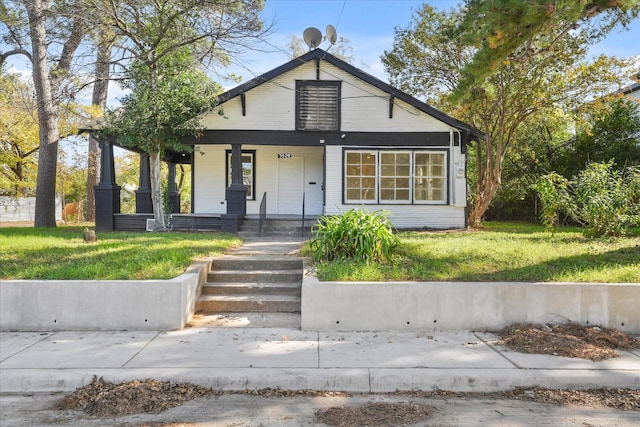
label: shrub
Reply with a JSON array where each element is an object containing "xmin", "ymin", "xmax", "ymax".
[
  {"xmin": 310, "ymin": 209, "xmax": 399, "ymax": 263},
  {"xmin": 534, "ymin": 162, "xmax": 640, "ymax": 236}
]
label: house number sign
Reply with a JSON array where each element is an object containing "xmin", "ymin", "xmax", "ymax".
[{"xmin": 277, "ymin": 153, "xmax": 292, "ymax": 158}]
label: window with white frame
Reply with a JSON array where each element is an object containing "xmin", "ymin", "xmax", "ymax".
[
  {"xmin": 380, "ymin": 151, "xmax": 411, "ymax": 203},
  {"xmin": 345, "ymin": 151, "xmax": 377, "ymax": 202},
  {"xmin": 226, "ymin": 150, "xmax": 255, "ymax": 200},
  {"xmin": 414, "ymin": 152, "xmax": 446, "ymax": 202},
  {"xmin": 344, "ymin": 150, "xmax": 447, "ymax": 204}
]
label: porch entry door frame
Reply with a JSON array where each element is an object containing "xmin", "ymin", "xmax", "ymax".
[{"xmin": 276, "ymin": 156, "xmax": 304, "ymax": 214}]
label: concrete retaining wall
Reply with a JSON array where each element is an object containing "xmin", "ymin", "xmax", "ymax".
[
  {"xmin": 301, "ymin": 278, "xmax": 640, "ymax": 333},
  {"xmin": 0, "ymin": 260, "xmax": 211, "ymax": 331}
]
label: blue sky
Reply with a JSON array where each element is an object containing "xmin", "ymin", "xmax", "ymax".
[{"xmin": 227, "ymin": 0, "xmax": 640, "ymax": 86}]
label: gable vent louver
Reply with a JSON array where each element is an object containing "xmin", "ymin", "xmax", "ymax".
[{"xmin": 297, "ymin": 83, "xmax": 339, "ymax": 131}]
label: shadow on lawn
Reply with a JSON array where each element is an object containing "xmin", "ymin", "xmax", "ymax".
[
  {"xmin": 0, "ymin": 228, "xmax": 237, "ymax": 280},
  {"xmin": 438, "ymin": 245, "xmax": 640, "ymax": 282}
]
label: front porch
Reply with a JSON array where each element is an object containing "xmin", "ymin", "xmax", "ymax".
[
  {"xmin": 93, "ymin": 138, "xmax": 323, "ymax": 234},
  {"xmin": 110, "ymin": 213, "xmax": 319, "ymax": 236}
]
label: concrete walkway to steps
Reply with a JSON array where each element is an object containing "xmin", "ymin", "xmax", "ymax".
[{"xmin": 227, "ymin": 235, "xmax": 308, "ymax": 256}]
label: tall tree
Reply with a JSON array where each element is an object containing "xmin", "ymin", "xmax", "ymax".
[
  {"xmin": 81, "ymin": 0, "xmax": 266, "ymax": 230},
  {"xmin": 86, "ymin": 28, "xmax": 114, "ymax": 222},
  {"xmin": 102, "ymin": 49, "xmax": 219, "ymax": 230},
  {"xmin": 382, "ymin": 4, "xmax": 628, "ymax": 227},
  {"xmin": 1, "ymin": 0, "xmax": 85, "ymax": 227}
]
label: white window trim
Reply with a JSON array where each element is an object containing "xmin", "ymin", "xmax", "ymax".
[
  {"xmin": 413, "ymin": 150, "xmax": 447, "ymax": 205},
  {"xmin": 343, "ymin": 149, "xmax": 448, "ymax": 205},
  {"xmin": 379, "ymin": 150, "xmax": 412, "ymax": 204},
  {"xmin": 344, "ymin": 150, "xmax": 378, "ymax": 204}
]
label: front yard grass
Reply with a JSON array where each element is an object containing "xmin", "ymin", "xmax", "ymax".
[
  {"xmin": 0, "ymin": 226, "xmax": 242, "ymax": 280},
  {"xmin": 307, "ymin": 222, "xmax": 640, "ymax": 283}
]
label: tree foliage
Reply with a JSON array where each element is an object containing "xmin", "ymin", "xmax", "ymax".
[
  {"xmin": 382, "ymin": 4, "xmax": 630, "ymax": 227},
  {"xmin": 556, "ymin": 98, "xmax": 640, "ymax": 178},
  {"xmin": 0, "ymin": 69, "xmax": 39, "ymax": 197},
  {"xmin": 102, "ymin": 48, "xmax": 220, "ymax": 229},
  {"xmin": 452, "ymin": 0, "xmax": 640, "ymax": 98}
]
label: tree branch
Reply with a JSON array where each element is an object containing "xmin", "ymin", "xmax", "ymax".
[{"xmin": 0, "ymin": 49, "xmax": 33, "ymax": 67}]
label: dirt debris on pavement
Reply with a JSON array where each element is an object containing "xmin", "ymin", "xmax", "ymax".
[
  {"xmin": 315, "ymin": 401, "xmax": 433, "ymax": 427},
  {"xmin": 54, "ymin": 376, "xmax": 215, "ymax": 417},
  {"xmin": 400, "ymin": 388, "xmax": 640, "ymax": 412},
  {"xmin": 497, "ymin": 322, "xmax": 640, "ymax": 361}
]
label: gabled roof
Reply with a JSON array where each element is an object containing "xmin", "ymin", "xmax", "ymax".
[{"xmin": 216, "ymin": 48, "xmax": 484, "ymax": 140}]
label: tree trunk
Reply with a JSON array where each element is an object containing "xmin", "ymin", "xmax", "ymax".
[
  {"xmin": 87, "ymin": 30, "xmax": 113, "ymax": 222},
  {"xmin": 468, "ymin": 177, "xmax": 501, "ymax": 228},
  {"xmin": 149, "ymin": 150, "xmax": 166, "ymax": 231},
  {"xmin": 27, "ymin": 1, "xmax": 60, "ymax": 228}
]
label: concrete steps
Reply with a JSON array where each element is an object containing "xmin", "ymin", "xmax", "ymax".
[
  {"xmin": 239, "ymin": 218, "xmax": 317, "ymax": 237},
  {"xmin": 197, "ymin": 294, "xmax": 301, "ymax": 313},
  {"xmin": 195, "ymin": 255, "xmax": 303, "ymax": 326}
]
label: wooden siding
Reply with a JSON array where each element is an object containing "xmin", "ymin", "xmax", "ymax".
[
  {"xmin": 200, "ymin": 60, "xmax": 451, "ymax": 133},
  {"xmin": 194, "ymin": 145, "xmax": 324, "ymax": 216},
  {"xmin": 324, "ymin": 145, "xmax": 467, "ymax": 229}
]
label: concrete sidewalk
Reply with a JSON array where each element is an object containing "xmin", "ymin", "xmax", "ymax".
[{"xmin": 1, "ymin": 327, "xmax": 639, "ymax": 393}]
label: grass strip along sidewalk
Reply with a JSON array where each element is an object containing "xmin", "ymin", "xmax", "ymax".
[{"xmin": 0, "ymin": 226, "xmax": 241, "ymax": 280}]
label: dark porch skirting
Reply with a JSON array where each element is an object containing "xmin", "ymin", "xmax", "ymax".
[{"xmin": 113, "ymin": 214, "xmax": 222, "ymax": 232}]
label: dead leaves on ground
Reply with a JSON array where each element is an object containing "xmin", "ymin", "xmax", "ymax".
[{"xmin": 498, "ymin": 322, "xmax": 640, "ymax": 361}]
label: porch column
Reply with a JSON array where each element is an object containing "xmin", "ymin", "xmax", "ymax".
[
  {"xmin": 222, "ymin": 143, "xmax": 246, "ymax": 233},
  {"xmin": 135, "ymin": 153, "xmax": 152, "ymax": 213},
  {"xmin": 167, "ymin": 162, "xmax": 180, "ymax": 213},
  {"xmin": 94, "ymin": 139, "xmax": 121, "ymax": 231}
]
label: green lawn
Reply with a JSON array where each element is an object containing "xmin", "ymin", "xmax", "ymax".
[
  {"xmin": 0, "ymin": 226, "xmax": 242, "ymax": 280},
  {"xmin": 308, "ymin": 222, "xmax": 640, "ymax": 283}
]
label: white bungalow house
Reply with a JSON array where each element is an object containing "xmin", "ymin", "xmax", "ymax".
[{"xmin": 92, "ymin": 48, "xmax": 483, "ymax": 233}]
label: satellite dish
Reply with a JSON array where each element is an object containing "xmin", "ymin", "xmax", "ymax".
[
  {"xmin": 326, "ymin": 25, "xmax": 337, "ymax": 45},
  {"xmin": 303, "ymin": 27, "xmax": 322, "ymax": 49}
]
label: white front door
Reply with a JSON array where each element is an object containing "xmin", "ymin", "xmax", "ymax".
[{"xmin": 277, "ymin": 156, "xmax": 304, "ymax": 214}]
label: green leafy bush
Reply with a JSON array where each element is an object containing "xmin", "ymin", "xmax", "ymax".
[
  {"xmin": 310, "ymin": 209, "xmax": 399, "ymax": 263},
  {"xmin": 534, "ymin": 162, "xmax": 640, "ymax": 236}
]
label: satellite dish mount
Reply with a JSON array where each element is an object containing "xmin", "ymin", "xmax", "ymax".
[
  {"xmin": 303, "ymin": 27, "xmax": 322, "ymax": 50},
  {"xmin": 302, "ymin": 25, "xmax": 339, "ymax": 50}
]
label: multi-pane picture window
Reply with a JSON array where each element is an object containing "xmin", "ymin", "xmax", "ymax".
[
  {"xmin": 296, "ymin": 81, "xmax": 340, "ymax": 131},
  {"xmin": 380, "ymin": 152, "xmax": 411, "ymax": 202},
  {"xmin": 345, "ymin": 151, "xmax": 377, "ymax": 202},
  {"xmin": 344, "ymin": 150, "xmax": 447, "ymax": 204},
  {"xmin": 414, "ymin": 152, "xmax": 446, "ymax": 202}
]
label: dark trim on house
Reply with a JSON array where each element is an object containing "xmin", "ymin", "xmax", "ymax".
[
  {"xmin": 184, "ymin": 130, "xmax": 452, "ymax": 147},
  {"xmin": 240, "ymin": 92, "xmax": 246, "ymax": 116},
  {"xmin": 215, "ymin": 48, "xmax": 485, "ymax": 141},
  {"xmin": 190, "ymin": 153, "xmax": 195, "ymax": 213}
]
